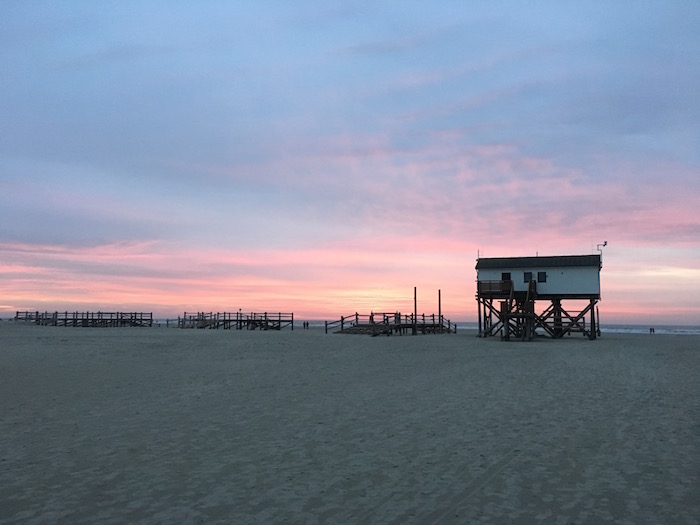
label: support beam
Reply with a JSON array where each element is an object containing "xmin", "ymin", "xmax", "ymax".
[
  {"xmin": 477, "ymin": 295, "xmax": 483, "ymax": 337},
  {"xmin": 413, "ymin": 287, "xmax": 417, "ymax": 335},
  {"xmin": 475, "ymin": 289, "xmax": 600, "ymax": 342}
]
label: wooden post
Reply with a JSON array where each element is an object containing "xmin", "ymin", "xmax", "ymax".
[
  {"xmin": 413, "ymin": 287, "xmax": 417, "ymax": 335},
  {"xmin": 478, "ymin": 297, "xmax": 483, "ymax": 337},
  {"xmin": 553, "ymin": 299, "xmax": 562, "ymax": 338},
  {"xmin": 500, "ymin": 301, "xmax": 509, "ymax": 341}
]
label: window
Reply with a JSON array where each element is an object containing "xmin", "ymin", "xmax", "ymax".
[
  {"xmin": 524, "ymin": 272, "xmax": 533, "ymax": 283},
  {"xmin": 501, "ymin": 272, "xmax": 511, "ymax": 281},
  {"xmin": 538, "ymin": 271, "xmax": 547, "ymax": 283}
]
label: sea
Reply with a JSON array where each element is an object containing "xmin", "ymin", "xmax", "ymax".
[
  {"xmin": 296, "ymin": 321, "xmax": 700, "ymax": 336},
  {"xmin": 595, "ymin": 324, "xmax": 700, "ymax": 336}
]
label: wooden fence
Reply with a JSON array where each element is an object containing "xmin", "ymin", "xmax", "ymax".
[
  {"xmin": 325, "ymin": 312, "xmax": 456, "ymax": 335},
  {"xmin": 178, "ymin": 312, "xmax": 294, "ymax": 330},
  {"xmin": 14, "ymin": 311, "xmax": 153, "ymax": 327}
]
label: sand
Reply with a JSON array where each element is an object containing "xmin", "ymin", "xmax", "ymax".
[{"xmin": 1, "ymin": 323, "xmax": 698, "ymax": 524}]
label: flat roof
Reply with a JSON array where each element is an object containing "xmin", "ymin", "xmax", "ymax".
[{"xmin": 476, "ymin": 254, "xmax": 601, "ymax": 270}]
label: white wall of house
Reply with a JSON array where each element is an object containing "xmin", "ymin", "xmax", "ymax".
[{"xmin": 477, "ymin": 265, "xmax": 600, "ymax": 296}]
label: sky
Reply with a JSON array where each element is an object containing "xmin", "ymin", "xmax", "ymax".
[{"xmin": 1, "ymin": 2, "xmax": 699, "ymax": 324}]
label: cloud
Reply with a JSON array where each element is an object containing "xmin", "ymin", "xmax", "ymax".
[
  {"xmin": 0, "ymin": 236, "xmax": 473, "ymax": 318},
  {"xmin": 1, "ymin": 2, "xmax": 698, "ymax": 323}
]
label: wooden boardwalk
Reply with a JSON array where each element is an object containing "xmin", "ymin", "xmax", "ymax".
[
  {"xmin": 15, "ymin": 311, "xmax": 153, "ymax": 327},
  {"xmin": 325, "ymin": 312, "xmax": 456, "ymax": 336},
  {"xmin": 178, "ymin": 312, "xmax": 294, "ymax": 330}
]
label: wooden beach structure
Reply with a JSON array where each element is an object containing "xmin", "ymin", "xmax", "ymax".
[
  {"xmin": 178, "ymin": 312, "xmax": 294, "ymax": 330},
  {"xmin": 325, "ymin": 312, "xmax": 456, "ymax": 335},
  {"xmin": 326, "ymin": 288, "xmax": 455, "ymax": 336},
  {"xmin": 14, "ymin": 311, "xmax": 153, "ymax": 327},
  {"xmin": 475, "ymin": 254, "xmax": 602, "ymax": 341}
]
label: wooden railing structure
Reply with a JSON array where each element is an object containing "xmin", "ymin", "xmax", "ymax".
[
  {"xmin": 477, "ymin": 280, "xmax": 537, "ymax": 341},
  {"xmin": 476, "ymin": 280, "xmax": 599, "ymax": 341},
  {"xmin": 14, "ymin": 311, "xmax": 153, "ymax": 327},
  {"xmin": 325, "ymin": 312, "xmax": 456, "ymax": 336},
  {"xmin": 178, "ymin": 311, "xmax": 294, "ymax": 330}
]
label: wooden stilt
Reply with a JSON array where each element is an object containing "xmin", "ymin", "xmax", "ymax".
[
  {"xmin": 413, "ymin": 287, "xmax": 417, "ymax": 335},
  {"xmin": 477, "ymin": 295, "xmax": 483, "ymax": 337}
]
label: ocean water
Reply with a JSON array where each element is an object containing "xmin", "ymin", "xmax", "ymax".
[
  {"xmin": 455, "ymin": 322, "xmax": 700, "ymax": 336},
  {"xmin": 599, "ymin": 324, "xmax": 700, "ymax": 336},
  {"xmin": 302, "ymin": 321, "xmax": 700, "ymax": 335}
]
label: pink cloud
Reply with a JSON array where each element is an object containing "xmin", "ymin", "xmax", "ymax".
[
  {"xmin": 2, "ymin": 234, "xmax": 698, "ymax": 325},
  {"xmin": 0, "ymin": 237, "xmax": 475, "ymax": 319},
  {"xmin": 2, "ymin": 133, "xmax": 698, "ymax": 324}
]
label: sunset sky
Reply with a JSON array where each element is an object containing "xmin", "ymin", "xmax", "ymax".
[{"xmin": 2, "ymin": 2, "xmax": 699, "ymax": 324}]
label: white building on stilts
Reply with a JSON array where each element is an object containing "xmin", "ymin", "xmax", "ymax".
[{"xmin": 475, "ymin": 254, "xmax": 602, "ymax": 341}]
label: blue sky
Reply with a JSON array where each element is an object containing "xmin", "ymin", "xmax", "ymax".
[{"xmin": 1, "ymin": 2, "xmax": 699, "ymax": 323}]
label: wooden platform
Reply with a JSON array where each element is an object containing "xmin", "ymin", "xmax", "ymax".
[
  {"xmin": 325, "ymin": 312, "xmax": 456, "ymax": 335},
  {"xmin": 178, "ymin": 312, "xmax": 294, "ymax": 330},
  {"xmin": 15, "ymin": 311, "xmax": 153, "ymax": 327},
  {"xmin": 476, "ymin": 280, "xmax": 599, "ymax": 341}
]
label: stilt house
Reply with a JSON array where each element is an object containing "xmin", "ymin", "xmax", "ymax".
[{"xmin": 476, "ymin": 254, "xmax": 602, "ymax": 340}]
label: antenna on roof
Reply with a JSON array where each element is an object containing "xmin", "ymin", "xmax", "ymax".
[{"xmin": 596, "ymin": 241, "xmax": 607, "ymax": 253}]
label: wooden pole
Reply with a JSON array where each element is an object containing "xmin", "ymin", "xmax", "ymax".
[
  {"xmin": 553, "ymin": 299, "xmax": 562, "ymax": 338},
  {"xmin": 478, "ymin": 297, "xmax": 482, "ymax": 337},
  {"xmin": 413, "ymin": 287, "xmax": 417, "ymax": 335}
]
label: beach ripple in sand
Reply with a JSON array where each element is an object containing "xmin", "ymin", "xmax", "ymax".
[{"xmin": 1, "ymin": 325, "xmax": 698, "ymax": 524}]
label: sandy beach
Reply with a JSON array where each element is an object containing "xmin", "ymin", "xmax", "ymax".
[{"xmin": 1, "ymin": 323, "xmax": 698, "ymax": 524}]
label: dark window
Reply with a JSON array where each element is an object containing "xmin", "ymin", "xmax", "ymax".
[
  {"xmin": 538, "ymin": 271, "xmax": 547, "ymax": 283},
  {"xmin": 501, "ymin": 272, "xmax": 511, "ymax": 281},
  {"xmin": 524, "ymin": 272, "xmax": 533, "ymax": 282}
]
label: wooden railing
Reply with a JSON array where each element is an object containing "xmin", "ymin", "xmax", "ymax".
[
  {"xmin": 14, "ymin": 311, "xmax": 153, "ymax": 327},
  {"xmin": 477, "ymin": 280, "xmax": 513, "ymax": 296},
  {"xmin": 178, "ymin": 311, "xmax": 294, "ymax": 330},
  {"xmin": 325, "ymin": 312, "xmax": 455, "ymax": 335}
]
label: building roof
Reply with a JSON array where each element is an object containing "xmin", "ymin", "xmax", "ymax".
[{"xmin": 476, "ymin": 254, "xmax": 601, "ymax": 270}]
